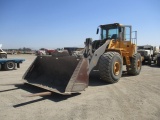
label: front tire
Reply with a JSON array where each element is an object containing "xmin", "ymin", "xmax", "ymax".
[{"xmin": 99, "ymin": 52, "xmax": 123, "ymax": 84}]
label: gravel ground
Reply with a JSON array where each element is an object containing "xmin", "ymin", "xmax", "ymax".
[{"xmin": 0, "ymin": 54, "xmax": 160, "ymax": 120}]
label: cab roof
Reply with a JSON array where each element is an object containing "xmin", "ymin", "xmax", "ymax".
[{"xmin": 99, "ymin": 23, "xmax": 131, "ymax": 28}]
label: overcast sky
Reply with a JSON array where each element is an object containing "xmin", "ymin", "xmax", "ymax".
[{"xmin": 0, "ymin": 0, "xmax": 160, "ymax": 49}]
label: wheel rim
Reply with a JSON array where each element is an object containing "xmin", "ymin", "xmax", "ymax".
[
  {"xmin": 114, "ymin": 61, "xmax": 120, "ymax": 76},
  {"xmin": 7, "ymin": 62, "xmax": 14, "ymax": 69},
  {"xmin": 137, "ymin": 59, "xmax": 141, "ymax": 70}
]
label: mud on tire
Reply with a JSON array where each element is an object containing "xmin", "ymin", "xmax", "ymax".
[{"xmin": 99, "ymin": 52, "xmax": 123, "ymax": 84}]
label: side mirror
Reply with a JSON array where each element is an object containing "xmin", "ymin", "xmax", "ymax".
[{"xmin": 96, "ymin": 28, "xmax": 99, "ymax": 34}]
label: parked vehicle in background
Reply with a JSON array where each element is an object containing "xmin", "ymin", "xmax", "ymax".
[
  {"xmin": 137, "ymin": 45, "xmax": 159, "ymax": 65},
  {"xmin": 35, "ymin": 48, "xmax": 47, "ymax": 55},
  {"xmin": 0, "ymin": 58, "xmax": 25, "ymax": 71},
  {"xmin": 0, "ymin": 44, "xmax": 25, "ymax": 70},
  {"xmin": 64, "ymin": 47, "xmax": 84, "ymax": 57},
  {"xmin": 35, "ymin": 48, "xmax": 56, "ymax": 55},
  {"xmin": 46, "ymin": 49, "xmax": 56, "ymax": 55},
  {"xmin": 0, "ymin": 44, "xmax": 7, "ymax": 58}
]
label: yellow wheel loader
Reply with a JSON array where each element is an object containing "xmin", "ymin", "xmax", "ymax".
[
  {"xmin": 22, "ymin": 23, "xmax": 142, "ymax": 95},
  {"xmin": 84, "ymin": 23, "xmax": 141, "ymax": 83}
]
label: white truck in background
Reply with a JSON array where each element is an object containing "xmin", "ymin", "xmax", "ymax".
[
  {"xmin": 137, "ymin": 45, "xmax": 159, "ymax": 65},
  {"xmin": 0, "ymin": 44, "xmax": 7, "ymax": 58}
]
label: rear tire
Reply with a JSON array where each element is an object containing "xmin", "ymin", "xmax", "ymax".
[
  {"xmin": 127, "ymin": 53, "xmax": 142, "ymax": 75},
  {"xmin": 99, "ymin": 52, "xmax": 123, "ymax": 84},
  {"xmin": 4, "ymin": 61, "xmax": 15, "ymax": 70}
]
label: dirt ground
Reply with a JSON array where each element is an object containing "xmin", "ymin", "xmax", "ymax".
[{"xmin": 0, "ymin": 54, "xmax": 160, "ymax": 120}]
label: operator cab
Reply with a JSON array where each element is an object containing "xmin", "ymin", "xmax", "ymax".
[
  {"xmin": 92, "ymin": 23, "xmax": 133, "ymax": 51},
  {"xmin": 97, "ymin": 23, "xmax": 132, "ymax": 41}
]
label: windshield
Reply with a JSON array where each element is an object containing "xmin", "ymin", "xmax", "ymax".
[
  {"xmin": 138, "ymin": 46, "xmax": 152, "ymax": 50},
  {"xmin": 137, "ymin": 46, "xmax": 144, "ymax": 50},
  {"xmin": 101, "ymin": 27, "xmax": 118, "ymax": 40}
]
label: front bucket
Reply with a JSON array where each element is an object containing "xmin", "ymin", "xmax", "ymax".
[{"xmin": 22, "ymin": 56, "xmax": 89, "ymax": 95}]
